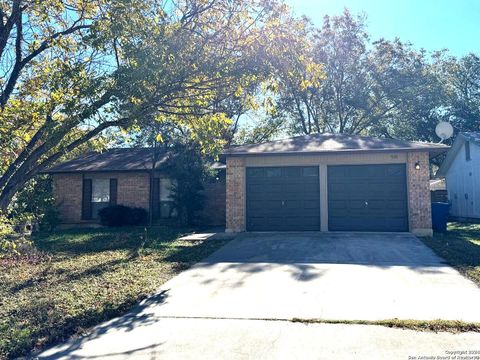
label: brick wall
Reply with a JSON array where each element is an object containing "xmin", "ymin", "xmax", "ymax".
[
  {"xmin": 115, "ymin": 173, "xmax": 150, "ymax": 209},
  {"xmin": 200, "ymin": 170, "xmax": 226, "ymax": 227},
  {"xmin": 52, "ymin": 173, "xmax": 83, "ymax": 223},
  {"xmin": 225, "ymin": 151, "xmax": 433, "ymax": 235},
  {"xmin": 226, "ymin": 157, "xmax": 245, "ymax": 232},
  {"xmin": 407, "ymin": 152, "xmax": 433, "ymax": 236},
  {"xmin": 53, "ymin": 172, "xmax": 150, "ymax": 223}
]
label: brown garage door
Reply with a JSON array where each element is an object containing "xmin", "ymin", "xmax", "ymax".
[{"xmin": 328, "ymin": 164, "xmax": 408, "ymax": 232}]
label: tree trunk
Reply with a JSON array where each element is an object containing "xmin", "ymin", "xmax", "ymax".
[
  {"xmin": 0, "ymin": 179, "xmax": 24, "ymax": 213},
  {"xmin": 0, "ymin": 118, "xmax": 129, "ymax": 212}
]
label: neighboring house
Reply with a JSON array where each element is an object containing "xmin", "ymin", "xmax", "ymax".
[
  {"xmin": 437, "ymin": 132, "xmax": 480, "ymax": 219},
  {"xmin": 48, "ymin": 134, "xmax": 448, "ymax": 236},
  {"xmin": 223, "ymin": 133, "xmax": 448, "ymax": 236},
  {"xmin": 45, "ymin": 148, "xmax": 226, "ymax": 226}
]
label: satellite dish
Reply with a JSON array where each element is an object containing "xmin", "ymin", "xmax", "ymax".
[{"xmin": 435, "ymin": 122, "xmax": 454, "ymax": 142}]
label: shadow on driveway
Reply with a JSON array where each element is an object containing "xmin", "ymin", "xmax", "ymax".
[
  {"xmin": 37, "ymin": 291, "xmax": 169, "ymax": 360},
  {"xmin": 203, "ymin": 232, "xmax": 446, "ymax": 267}
]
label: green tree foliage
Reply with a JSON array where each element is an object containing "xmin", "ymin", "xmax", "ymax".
[
  {"xmin": 440, "ymin": 53, "xmax": 480, "ymax": 134},
  {"xmin": 265, "ymin": 9, "xmax": 443, "ymax": 137},
  {"xmin": 0, "ymin": 0, "xmax": 285, "ymax": 212},
  {"xmin": 248, "ymin": 8, "xmax": 480, "ymax": 145},
  {"xmin": 163, "ymin": 142, "xmax": 212, "ymax": 226},
  {"xmin": 9, "ymin": 176, "xmax": 60, "ymax": 230}
]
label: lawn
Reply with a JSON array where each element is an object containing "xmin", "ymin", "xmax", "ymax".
[
  {"xmin": 421, "ymin": 222, "xmax": 480, "ymax": 286},
  {"xmin": 0, "ymin": 227, "xmax": 230, "ymax": 359}
]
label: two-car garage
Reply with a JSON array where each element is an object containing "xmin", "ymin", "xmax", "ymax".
[
  {"xmin": 246, "ymin": 164, "xmax": 409, "ymax": 232},
  {"xmin": 225, "ymin": 133, "xmax": 446, "ymax": 236}
]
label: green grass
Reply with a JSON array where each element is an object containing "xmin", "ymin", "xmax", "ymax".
[
  {"xmin": 0, "ymin": 227, "xmax": 230, "ymax": 359},
  {"xmin": 420, "ymin": 222, "xmax": 480, "ymax": 286},
  {"xmin": 290, "ymin": 318, "xmax": 480, "ymax": 333}
]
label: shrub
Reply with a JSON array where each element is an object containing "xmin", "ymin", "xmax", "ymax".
[
  {"xmin": 129, "ymin": 207, "xmax": 148, "ymax": 226},
  {"xmin": 11, "ymin": 176, "xmax": 60, "ymax": 231},
  {"xmin": 0, "ymin": 213, "xmax": 34, "ymax": 257},
  {"xmin": 98, "ymin": 205, "xmax": 148, "ymax": 227}
]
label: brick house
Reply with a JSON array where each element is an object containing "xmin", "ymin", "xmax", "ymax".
[
  {"xmin": 223, "ymin": 133, "xmax": 448, "ymax": 236},
  {"xmin": 46, "ymin": 148, "xmax": 226, "ymax": 226},
  {"xmin": 48, "ymin": 134, "xmax": 447, "ymax": 235}
]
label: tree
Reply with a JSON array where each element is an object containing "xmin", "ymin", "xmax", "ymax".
[
  {"xmin": 440, "ymin": 53, "xmax": 480, "ymax": 134},
  {"xmin": 163, "ymin": 142, "xmax": 211, "ymax": 226},
  {"xmin": 264, "ymin": 9, "xmax": 448, "ymax": 138},
  {"xmin": 0, "ymin": 0, "xmax": 283, "ymax": 212}
]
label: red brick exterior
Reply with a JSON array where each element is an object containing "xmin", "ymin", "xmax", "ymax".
[
  {"xmin": 407, "ymin": 152, "xmax": 433, "ymax": 236},
  {"xmin": 53, "ymin": 171, "xmax": 226, "ymax": 226},
  {"xmin": 225, "ymin": 157, "xmax": 245, "ymax": 232},
  {"xmin": 53, "ymin": 151, "xmax": 433, "ymax": 234},
  {"xmin": 52, "ymin": 173, "xmax": 83, "ymax": 223},
  {"xmin": 53, "ymin": 172, "xmax": 150, "ymax": 223},
  {"xmin": 225, "ymin": 152, "xmax": 433, "ymax": 235},
  {"xmin": 200, "ymin": 170, "xmax": 226, "ymax": 227},
  {"xmin": 115, "ymin": 173, "xmax": 150, "ymax": 209}
]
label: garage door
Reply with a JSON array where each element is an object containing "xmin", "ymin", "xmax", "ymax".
[
  {"xmin": 328, "ymin": 164, "xmax": 408, "ymax": 232},
  {"xmin": 246, "ymin": 166, "xmax": 320, "ymax": 231}
]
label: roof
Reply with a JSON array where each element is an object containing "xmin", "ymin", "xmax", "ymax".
[
  {"xmin": 45, "ymin": 148, "xmax": 170, "ymax": 173},
  {"xmin": 224, "ymin": 133, "xmax": 449, "ymax": 157},
  {"xmin": 437, "ymin": 132, "xmax": 480, "ymax": 177}
]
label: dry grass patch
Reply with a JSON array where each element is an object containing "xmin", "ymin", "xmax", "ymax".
[{"xmin": 0, "ymin": 227, "xmax": 230, "ymax": 359}]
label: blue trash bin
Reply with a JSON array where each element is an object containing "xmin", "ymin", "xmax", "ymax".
[{"xmin": 431, "ymin": 202, "xmax": 450, "ymax": 232}]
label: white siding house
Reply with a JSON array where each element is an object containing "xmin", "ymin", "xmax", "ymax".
[{"xmin": 437, "ymin": 132, "xmax": 480, "ymax": 219}]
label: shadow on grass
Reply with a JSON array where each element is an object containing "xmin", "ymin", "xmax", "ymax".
[
  {"xmin": 37, "ymin": 290, "xmax": 169, "ymax": 359},
  {"xmin": 1, "ymin": 227, "xmax": 230, "ymax": 359},
  {"xmin": 32, "ymin": 227, "xmax": 189, "ymax": 255},
  {"xmin": 9, "ymin": 257, "xmax": 131, "ymax": 294},
  {"xmin": 424, "ymin": 225, "xmax": 480, "ymax": 267},
  {"xmin": 421, "ymin": 222, "xmax": 480, "ymax": 286}
]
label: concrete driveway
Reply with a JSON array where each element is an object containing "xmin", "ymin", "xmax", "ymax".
[
  {"xmin": 38, "ymin": 232, "xmax": 480, "ymax": 359},
  {"xmin": 140, "ymin": 232, "xmax": 480, "ymax": 322}
]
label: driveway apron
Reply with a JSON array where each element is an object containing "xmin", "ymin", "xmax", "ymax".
[
  {"xmin": 38, "ymin": 232, "xmax": 480, "ymax": 359},
  {"xmin": 144, "ymin": 232, "xmax": 480, "ymax": 322}
]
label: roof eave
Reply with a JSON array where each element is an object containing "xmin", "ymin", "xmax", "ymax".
[
  {"xmin": 43, "ymin": 168, "xmax": 159, "ymax": 174},
  {"xmin": 224, "ymin": 147, "xmax": 449, "ymax": 157},
  {"xmin": 436, "ymin": 135, "xmax": 466, "ymax": 177}
]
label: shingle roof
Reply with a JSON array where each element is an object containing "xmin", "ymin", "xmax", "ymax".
[
  {"xmin": 45, "ymin": 148, "xmax": 170, "ymax": 173},
  {"xmin": 224, "ymin": 133, "xmax": 449, "ymax": 156}
]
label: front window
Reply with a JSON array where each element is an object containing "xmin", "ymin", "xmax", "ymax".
[
  {"xmin": 160, "ymin": 178, "xmax": 176, "ymax": 218},
  {"xmin": 92, "ymin": 179, "xmax": 110, "ymax": 202},
  {"xmin": 91, "ymin": 178, "xmax": 110, "ymax": 219}
]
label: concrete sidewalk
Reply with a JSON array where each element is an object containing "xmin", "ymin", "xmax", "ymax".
[{"xmin": 38, "ymin": 318, "xmax": 480, "ymax": 360}]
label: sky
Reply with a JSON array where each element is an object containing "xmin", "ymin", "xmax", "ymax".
[{"xmin": 285, "ymin": 0, "xmax": 480, "ymax": 57}]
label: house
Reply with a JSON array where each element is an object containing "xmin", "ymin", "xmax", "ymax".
[
  {"xmin": 48, "ymin": 133, "xmax": 448, "ymax": 236},
  {"xmin": 437, "ymin": 132, "xmax": 480, "ymax": 219},
  {"xmin": 223, "ymin": 133, "xmax": 448, "ymax": 236},
  {"xmin": 45, "ymin": 148, "xmax": 226, "ymax": 226}
]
